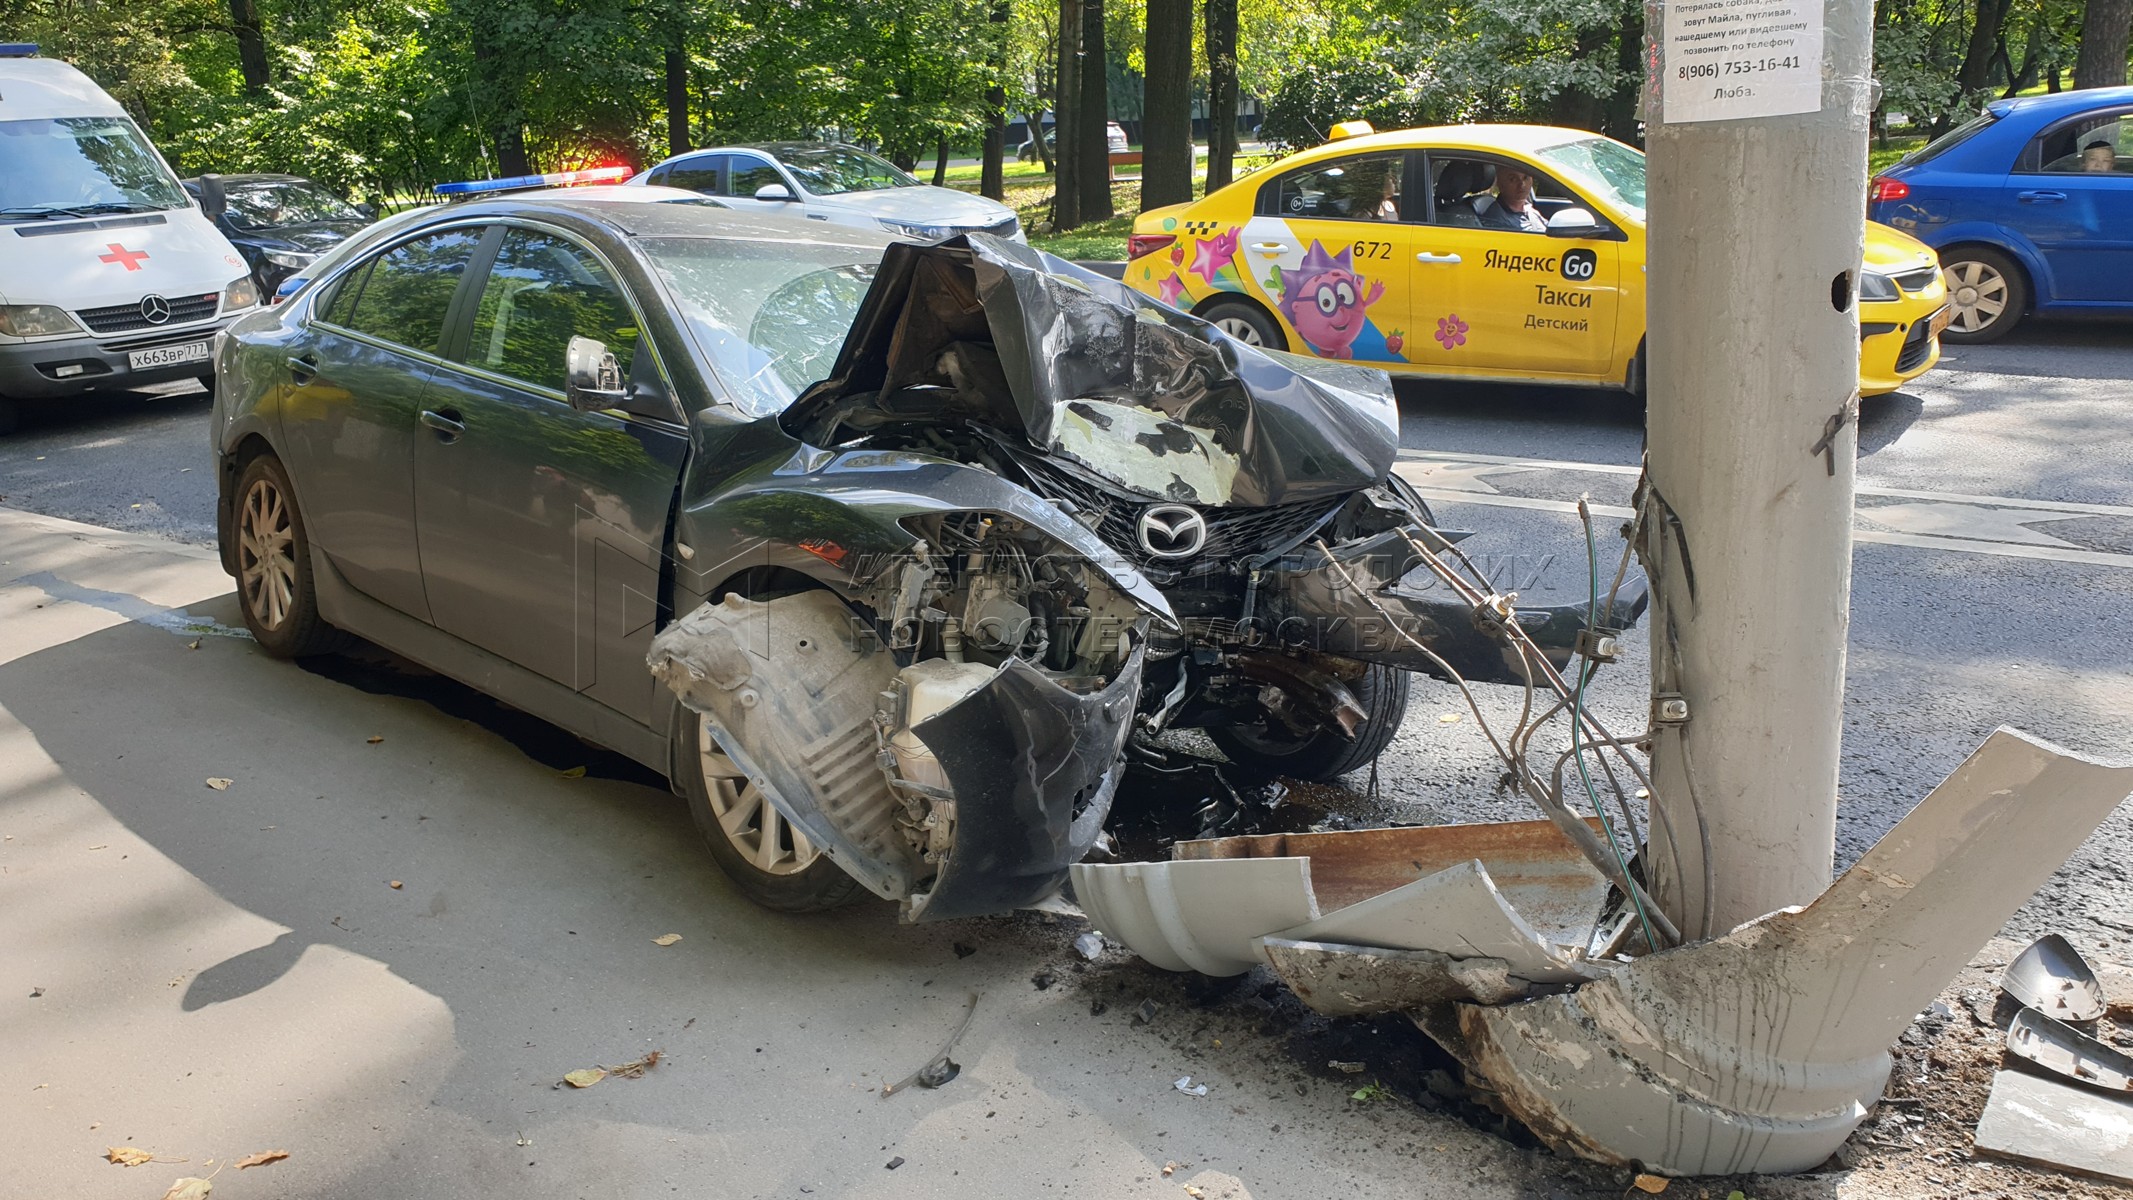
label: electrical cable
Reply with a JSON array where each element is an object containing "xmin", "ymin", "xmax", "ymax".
[{"xmin": 1573, "ymin": 499, "xmax": 1660, "ymax": 956}]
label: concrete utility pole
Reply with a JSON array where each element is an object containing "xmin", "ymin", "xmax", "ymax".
[{"xmin": 1641, "ymin": 0, "xmax": 1876, "ymax": 938}]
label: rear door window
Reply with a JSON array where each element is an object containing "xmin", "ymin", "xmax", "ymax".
[
  {"xmin": 339, "ymin": 227, "xmax": 485, "ymax": 354},
  {"xmin": 2022, "ymin": 111, "xmax": 2132, "ymax": 173},
  {"xmin": 1260, "ymin": 153, "xmax": 1409, "ymax": 222}
]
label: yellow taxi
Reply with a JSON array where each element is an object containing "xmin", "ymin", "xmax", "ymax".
[{"xmin": 1127, "ymin": 122, "xmax": 1948, "ymax": 396}]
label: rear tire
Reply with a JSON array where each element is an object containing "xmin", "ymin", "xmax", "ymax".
[
  {"xmin": 1940, "ymin": 247, "xmax": 2028, "ymax": 344},
  {"xmin": 680, "ymin": 713, "xmax": 866, "ymax": 913},
  {"xmin": 232, "ymin": 453, "xmax": 346, "ymax": 658},
  {"xmin": 1198, "ymin": 299, "xmax": 1287, "ymax": 351},
  {"xmin": 1211, "ymin": 663, "xmax": 1412, "ymax": 782}
]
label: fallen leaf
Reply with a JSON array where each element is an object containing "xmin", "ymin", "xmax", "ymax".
[
  {"xmin": 1633, "ymin": 1175, "xmax": 1670, "ymax": 1194},
  {"xmin": 557, "ymin": 766, "xmax": 587, "ymax": 779},
  {"xmin": 1437, "ymin": 713, "xmax": 1462, "ymax": 724},
  {"xmin": 161, "ymin": 1177, "xmax": 211, "ymax": 1200},
  {"xmin": 205, "ymin": 778, "xmax": 232, "ymax": 791},
  {"xmin": 1161, "ymin": 1161, "xmax": 1178, "ymax": 1176},
  {"xmin": 366, "ymin": 735, "xmax": 383, "ymax": 745},
  {"xmin": 608, "ymin": 1050, "xmax": 662, "ymax": 1078},
  {"xmin": 234, "ymin": 1150, "xmax": 289, "ymax": 1170},
  {"xmin": 106, "ymin": 1147, "xmax": 156, "ymax": 1167},
  {"xmin": 389, "ymin": 881, "xmax": 403, "ymax": 889},
  {"xmin": 188, "ymin": 639, "xmax": 201, "ymax": 650},
  {"xmin": 1183, "ymin": 1187, "xmax": 1206, "ymax": 1199},
  {"xmin": 563, "ymin": 1068, "xmax": 607, "ymax": 1088},
  {"xmin": 89, "ymin": 844, "xmax": 108, "ymax": 851},
  {"xmin": 652, "ymin": 934, "xmax": 682, "ymax": 947}
]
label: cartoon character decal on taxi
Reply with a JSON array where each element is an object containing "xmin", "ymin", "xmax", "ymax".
[{"xmin": 1274, "ymin": 240, "xmax": 1405, "ymax": 362}]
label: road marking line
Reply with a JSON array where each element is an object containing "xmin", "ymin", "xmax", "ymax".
[
  {"xmin": 1402, "ymin": 479, "xmax": 2133, "ymax": 571},
  {"xmin": 1396, "ymin": 449, "xmax": 2133, "ymax": 520}
]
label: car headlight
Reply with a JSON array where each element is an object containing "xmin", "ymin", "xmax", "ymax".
[
  {"xmin": 878, "ymin": 218, "xmax": 956, "ymax": 242},
  {"xmin": 263, "ymin": 249, "xmax": 316, "ymax": 270},
  {"xmin": 1857, "ymin": 271, "xmax": 1900, "ymax": 302},
  {"xmin": 221, "ymin": 275, "xmax": 261, "ymax": 312},
  {"xmin": 0, "ymin": 304, "xmax": 82, "ymax": 337}
]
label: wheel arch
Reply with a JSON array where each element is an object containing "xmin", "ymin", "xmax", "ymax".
[
  {"xmin": 1190, "ymin": 291, "xmax": 1289, "ymax": 348},
  {"xmin": 217, "ymin": 431, "xmax": 282, "ymax": 578}
]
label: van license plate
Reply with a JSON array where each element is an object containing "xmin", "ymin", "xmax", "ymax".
[{"xmin": 128, "ymin": 341, "xmax": 211, "ymax": 371}]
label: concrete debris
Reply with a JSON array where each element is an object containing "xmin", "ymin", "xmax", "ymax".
[
  {"xmin": 2005, "ymin": 1005, "xmax": 2133, "ymax": 1091},
  {"xmin": 1073, "ymin": 932, "xmax": 1105, "ymax": 960},
  {"xmin": 1328, "ymin": 1060, "xmax": 1366, "ymax": 1074},
  {"xmin": 1259, "ymin": 939, "xmax": 1540, "ymax": 1017},
  {"xmin": 1458, "ymin": 729, "xmax": 2133, "ymax": 1175},
  {"xmin": 1974, "ymin": 1066, "xmax": 2133, "ymax": 1183},
  {"xmin": 2002, "ymin": 933, "xmax": 2106, "ymax": 1023},
  {"xmin": 1132, "ymin": 998, "xmax": 1160, "ymax": 1025}
]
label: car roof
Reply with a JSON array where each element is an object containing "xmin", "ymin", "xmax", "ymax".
[
  {"xmin": 183, "ymin": 173, "xmax": 311, "ymax": 186},
  {"xmin": 0, "ymin": 56, "xmax": 126, "ymax": 121},
  {"xmin": 1274, "ymin": 123, "xmax": 1623, "ymax": 166},
  {"xmin": 388, "ymin": 193, "xmax": 897, "ymax": 248},
  {"xmin": 1988, "ymin": 85, "xmax": 2133, "ymax": 122}
]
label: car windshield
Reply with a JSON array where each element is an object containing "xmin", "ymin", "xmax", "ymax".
[
  {"xmin": 1532, "ymin": 137, "xmax": 1647, "ymax": 216},
  {"xmin": 773, "ymin": 146, "xmax": 920, "ymax": 196},
  {"xmin": 639, "ymin": 235, "xmax": 884, "ymax": 416},
  {"xmin": 0, "ymin": 116, "xmax": 190, "ymax": 218},
  {"xmin": 222, "ymin": 180, "xmax": 363, "ymax": 229}
]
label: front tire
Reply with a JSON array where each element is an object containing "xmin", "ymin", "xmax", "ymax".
[
  {"xmin": 1941, "ymin": 247, "xmax": 2028, "ymax": 344},
  {"xmin": 1198, "ymin": 299, "xmax": 1288, "ymax": 351},
  {"xmin": 680, "ymin": 714, "xmax": 865, "ymax": 912},
  {"xmin": 1211, "ymin": 663, "xmax": 1411, "ymax": 782},
  {"xmin": 233, "ymin": 453, "xmax": 344, "ymax": 657}
]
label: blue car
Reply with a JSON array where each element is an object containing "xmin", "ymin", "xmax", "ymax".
[{"xmin": 1869, "ymin": 86, "xmax": 2133, "ymax": 342}]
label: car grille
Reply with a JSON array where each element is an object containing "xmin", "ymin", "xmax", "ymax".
[
  {"xmin": 1012, "ymin": 452, "xmax": 1343, "ymax": 579},
  {"xmin": 77, "ymin": 292, "xmax": 219, "ymax": 335},
  {"xmin": 1893, "ymin": 266, "xmax": 1941, "ymax": 295},
  {"xmin": 1894, "ymin": 316, "xmax": 1936, "ymax": 372}
]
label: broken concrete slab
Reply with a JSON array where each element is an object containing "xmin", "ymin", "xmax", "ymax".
[
  {"xmin": 2006, "ymin": 1006, "xmax": 2133, "ymax": 1091},
  {"xmin": 1269, "ymin": 860, "xmax": 1603, "ymax": 985},
  {"xmin": 1974, "ymin": 1067, "xmax": 2133, "ymax": 1184},
  {"xmin": 1258, "ymin": 938, "xmax": 1542, "ymax": 1016},
  {"xmin": 2002, "ymin": 933, "xmax": 2107, "ymax": 1023},
  {"xmin": 1458, "ymin": 728, "xmax": 2133, "ymax": 1176},
  {"xmin": 1069, "ymin": 857, "xmax": 1318, "ymax": 975}
]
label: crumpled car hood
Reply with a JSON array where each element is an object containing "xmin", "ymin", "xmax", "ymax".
[{"xmin": 783, "ymin": 233, "xmax": 1401, "ymax": 508}]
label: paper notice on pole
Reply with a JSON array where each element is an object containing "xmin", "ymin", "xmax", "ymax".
[{"xmin": 1661, "ymin": 0, "xmax": 1825, "ymax": 123}]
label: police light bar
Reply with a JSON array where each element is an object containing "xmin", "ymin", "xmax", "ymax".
[
  {"xmin": 0, "ymin": 43, "xmax": 41, "ymax": 57},
  {"xmin": 432, "ymin": 166, "xmax": 631, "ymax": 197}
]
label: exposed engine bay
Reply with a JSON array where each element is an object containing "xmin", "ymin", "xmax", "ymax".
[{"xmin": 649, "ymin": 233, "xmax": 1646, "ymax": 920}]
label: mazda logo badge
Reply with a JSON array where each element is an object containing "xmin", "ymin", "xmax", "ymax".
[
  {"xmin": 139, "ymin": 294, "xmax": 172, "ymax": 324},
  {"xmin": 1137, "ymin": 504, "xmax": 1208, "ymax": 559}
]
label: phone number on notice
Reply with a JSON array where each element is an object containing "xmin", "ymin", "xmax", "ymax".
[{"xmin": 1677, "ymin": 56, "xmax": 1801, "ymax": 79}]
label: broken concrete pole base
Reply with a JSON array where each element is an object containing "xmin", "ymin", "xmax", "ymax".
[{"xmin": 1453, "ymin": 729, "xmax": 2133, "ymax": 1176}]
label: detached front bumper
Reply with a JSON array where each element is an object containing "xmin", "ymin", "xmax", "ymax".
[{"xmin": 0, "ymin": 318, "xmax": 234, "ymax": 400}]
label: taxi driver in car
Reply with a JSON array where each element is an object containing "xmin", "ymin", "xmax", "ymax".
[{"xmin": 1474, "ymin": 165, "xmax": 1547, "ymax": 232}]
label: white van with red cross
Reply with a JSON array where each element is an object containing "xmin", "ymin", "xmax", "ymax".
[{"xmin": 0, "ymin": 45, "xmax": 257, "ymax": 433}]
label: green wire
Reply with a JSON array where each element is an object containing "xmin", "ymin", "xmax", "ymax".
[{"xmin": 1575, "ymin": 505, "xmax": 1661, "ymax": 956}]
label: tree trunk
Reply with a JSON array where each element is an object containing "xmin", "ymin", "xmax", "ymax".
[
  {"xmin": 1078, "ymin": 0, "xmax": 1114, "ymax": 220},
  {"xmin": 2076, "ymin": 0, "xmax": 2132, "ymax": 88},
  {"xmin": 1141, "ymin": 0, "xmax": 1194, "ymax": 209},
  {"xmin": 1203, "ymin": 0, "xmax": 1238, "ymax": 191},
  {"xmin": 1026, "ymin": 110, "xmax": 1055, "ymax": 170},
  {"xmin": 1604, "ymin": 8, "xmax": 1645, "ymax": 144},
  {"xmin": 1959, "ymin": 0, "xmax": 2013, "ymax": 93},
  {"xmin": 496, "ymin": 123, "xmax": 530, "ymax": 177},
  {"xmin": 1055, "ymin": 0, "xmax": 1083, "ymax": 231},
  {"xmin": 1550, "ymin": 25, "xmax": 1614, "ymax": 131},
  {"xmin": 981, "ymin": 0, "xmax": 1010, "ymax": 201},
  {"xmin": 227, "ymin": 0, "xmax": 270, "ymax": 93},
  {"xmin": 934, "ymin": 134, "xmax": 952, "ymax": 186},
  {"xmin": 665, "ymin": 44, "xmax": 690, "ymax": 158}
]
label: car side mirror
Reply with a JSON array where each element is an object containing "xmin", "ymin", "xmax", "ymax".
[
  {"xmin": 198, "ymin": 173, "xmax": 227, "ymax": 221},
  {"xmin": 565, "ymin": 336, "xmax": 628, "ymax": 412},
  {"xmin": 1546, "ymin": 207, "xmax": 1606, "ymax": 239},
  {"xmin": 753, "ymin": 183, "xmax": 795, "ymax": 202}
]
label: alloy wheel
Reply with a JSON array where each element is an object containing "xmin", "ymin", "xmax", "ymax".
[
  {"xmin": 700, "ymin": 720, "xmax": 821, "ymax": 876},
  {"xmin": 1215, "ymin": 316, "xmax": 1265, "ymax": 345},
  {"xmin": 238, "ymin": 475, "xmax": 297, "ymax": 631},
  {"xmin": 1944, "ymin": 260, "xmax": 2008, "ymax": 334}
]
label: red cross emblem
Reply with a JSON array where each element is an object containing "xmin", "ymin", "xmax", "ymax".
[{"xmin": 98, "ymin": 243, "xmax": 150, "ymax": 271}]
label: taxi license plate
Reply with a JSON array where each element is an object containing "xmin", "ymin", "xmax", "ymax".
[
  {"xmin": 127, "ymin": 341, "xmax": 211, "ymax": 371},
  {"xmin": 1928, "ymin": 305, "xmax": 1952, "ymax": 337}
]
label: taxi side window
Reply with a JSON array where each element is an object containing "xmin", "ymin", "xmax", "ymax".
[
  {"xmin": 1263, "ymin": 153, "xmax": 1407, "ymax": 222},
  {"xmin": 340, "ymin": 227, "xmax": 485, "ymax": 355},
  {"xmin": 464, "ymin": 228, "xmax": 642, "ymax": 394}
]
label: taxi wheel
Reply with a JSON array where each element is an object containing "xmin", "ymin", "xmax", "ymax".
[
  {"xmin": 1200, "ymin": 301, "xmax": 1287, "ymax": 352},
  {"xmin": 1940, "ymin": 248, "xmax": 2027, "ymax": 344}
]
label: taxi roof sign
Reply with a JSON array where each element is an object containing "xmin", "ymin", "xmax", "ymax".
[
  {"xmin": 1327, "ymin": 120, "xmax": 1376, "ymax": 142},
  {"xmin": 433, "ymin": 165, "xmax": 632, "ymax": 197}
]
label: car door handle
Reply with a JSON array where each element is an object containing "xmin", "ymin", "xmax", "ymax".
[
  {"xmin": 1416, "ymin": 252, "xmax": 1463, "ymax": 264},
  {"xmin": 1251, "ymin": 241, "xmax": 1290, "ymax": 253},
  {"xmin": 285, "ymin": 354, "xmax": 318, "ymax": 384},
  {"xmin": 420, "ymin": 408, "xmax": 466, "ymax": 439},
  {"xmin": 2016, "ymin": 190, "xmax": 2066, "ymax": 204}
]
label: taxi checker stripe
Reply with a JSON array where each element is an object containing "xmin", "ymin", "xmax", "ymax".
[{"xmin": 98, "ymin": 243, "xmax": 150, "ymax": 271}]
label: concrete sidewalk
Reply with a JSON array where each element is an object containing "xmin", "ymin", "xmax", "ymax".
[{"xmin": 0, "ymin": 506, "xmax": 1561, "ymax": 1199}]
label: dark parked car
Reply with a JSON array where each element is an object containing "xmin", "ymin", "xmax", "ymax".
[
  {"xmin": 184, "ymin": 173, "xmax": 372, "ymax": 300},
  {"xmin": 1869, "ymin": 86, "xmax": 2133, "ymax": 342},
  {"xmin": 211, "ymin": 196, "xmax": 1636, "ymax": 919}
]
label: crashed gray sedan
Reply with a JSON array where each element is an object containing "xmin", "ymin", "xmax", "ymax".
[{"xmin": 211, "ymin": 195, "xmax": 1636, "ymax": 920}]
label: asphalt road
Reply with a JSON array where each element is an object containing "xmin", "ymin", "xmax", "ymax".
[{"xmin": 4, "ymin": 319, "xmax": 2131, "ymax": 1196}]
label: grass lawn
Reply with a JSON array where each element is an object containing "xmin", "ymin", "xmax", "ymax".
[{"xmin": 1870, "ymin": 135, "xmax": 1928, "ymax": 174}]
